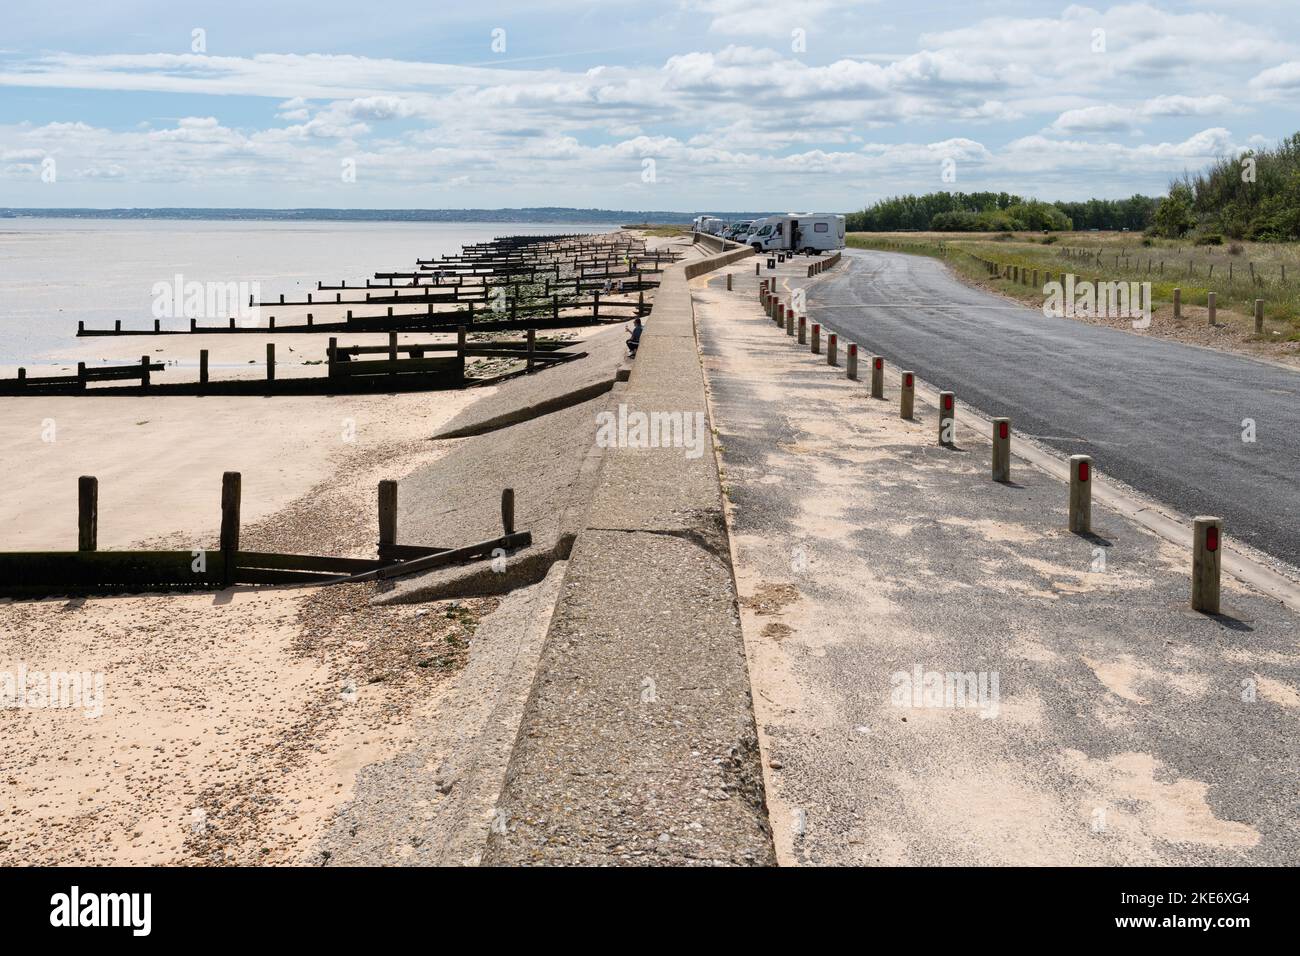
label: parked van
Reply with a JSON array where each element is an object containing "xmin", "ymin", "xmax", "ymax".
[
  {"xmin": 692, "ymin": 215, "xmax": 726, "ymax": 236},
  {"xmin": 747, "ymin": 214, "xmax": 845, "ymax": 254}
]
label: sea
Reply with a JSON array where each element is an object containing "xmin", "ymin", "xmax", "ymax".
[{"xmin": 0, "ymin": 219, "xmax": 611, "ymax": 366}]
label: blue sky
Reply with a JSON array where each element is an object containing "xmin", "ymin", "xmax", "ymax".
[{"xmin": 2, "ymin": 0, "xmax": 1298, "ymax": 210}]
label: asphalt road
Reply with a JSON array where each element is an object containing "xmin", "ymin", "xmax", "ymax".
[{"xmin": 807, "ymin": 249, "xmax": 1300, "ymax": 568}]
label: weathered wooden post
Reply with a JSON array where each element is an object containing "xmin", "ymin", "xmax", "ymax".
[
  {"xmin": 827, "ymin": 333, "xmax": 838, "ymax": 366},
  {"xmin": 870, "ymin": 356, "xmax": 884, "ymax": 400},
  {"xmin": 900, "ymin": 371, "xmax": 915, "ymax": 419},
  {"xmin": 199, "ymin": 349, "xmax": 209, "ymax": 389},
  {"xmin": 378, "ymin": 479, "xmax": 398, "ymax": 555},
  {"xmin": 1173, "ymin": 287, "xmax": 1182, "ymax": 320},
  {"xmin": 1254, "ymin": 298, "xmax": 1264, "ymax": 334},
  {"xmin": 846, "ymin": 343, "xmax": 858, "ymax": 380},
  {"xmin": 1069, "ymin": 455, "xmax": 1092, "ymax": 534},
  {"xmin": 389, "ymin": 331, "xmax": 398, "ymax": 362},
  {"xmin": 992, "ymin": 418, "xmax": 1011, "ymax": 483},
  {"xmin": 938, "ymin": 391, "xmax": 955, "ymax": 447},
  {"xmin": 77, "ymin": 362, "xmax": 87, "ymax": 390},
  {"xmin": 726, "ymin": 272, "xmax": 733, "ymax": 291},
  {"xmin": 1207, "ymin": 292, "xmax": 1216, "ymax": 326},
  {"xmin": 78, "ymin": 476, "xmax": 98, "ymax": 551},
  {"xmin": 140, "ymin": 356, "xmax": 151, "ymax": 388},
  {"xmin": 527, "ymin": 329, "xmax": 536, "ymax": 372},
  {"xmin": 266, "ymin": 343, "xmax": 275, "ymax": 382},
  {"xmin": 501, "ymin": 488, "xmax": 515, "ymax": 535},
  {"xmin": 1191, "ymin": 516, "xmax": 1222, "ymax": 614},
  {"xmin": 593, "ymin": 291, "xmax": 600, "ymax": 321},
  {"xmin": 220, "ymin": 471, "xmax": 241, "ymax": 587}
]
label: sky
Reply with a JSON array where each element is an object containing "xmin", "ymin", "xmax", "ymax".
[{"xmin": 1, "ymin": 0, "xmax": 1298, "ymax": 212}]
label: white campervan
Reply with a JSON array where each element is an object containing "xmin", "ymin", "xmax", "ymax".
[
  {"xmin": 692, "ymin": 215, "xmax": 726, "ymax": 236},
  {"xmin": 747, "ymin": 214, "xmax": 845, "ymax": 254}
]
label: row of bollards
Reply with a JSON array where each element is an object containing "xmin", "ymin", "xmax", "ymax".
[{"xmin": 755, "ymin": 280, "xmax": 1224, "ymax": 615}]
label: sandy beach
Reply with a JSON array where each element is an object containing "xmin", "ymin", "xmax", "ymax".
[
  {"xmin": 0, "ymin": 373, "xmax": 491, "ymax": 864},
  {"xmin": 0, "ymin": 227, "xmax": 662, "ymax": 866},
  {"xmin": 0, "ymin": 299, "xmax": 641, "ymax": 865}
]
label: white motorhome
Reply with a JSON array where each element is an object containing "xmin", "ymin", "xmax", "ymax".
[
  {"xmin": 725, "ymin": 220, "xmax": 754, "ymax": 241},
  {"xmin": 747, "ymin": 214, "xmax": 845, "ymax": 254},
  {"xmin": 692, "ymin": 215, "xmax": 726, "ymax": 236}
]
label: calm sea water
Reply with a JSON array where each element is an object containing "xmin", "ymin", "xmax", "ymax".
[{"xmin": 0, "ymin": 219, "xmax": 610, "ymax": 365}]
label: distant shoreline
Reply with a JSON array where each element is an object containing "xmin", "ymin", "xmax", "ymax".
[{"xmin": 0, "ymin": 207, "xmax": 774, "ymax": 225}]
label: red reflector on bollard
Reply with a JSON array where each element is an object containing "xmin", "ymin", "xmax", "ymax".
[
  {"xmin": 849, "ymin": 344, "xmax": 857, "ymax": 354},
  {"xmin": 1206, "ymin": 527, "xmax": 1219, "ymax": 552},
  {"xmin": 998, "ymin": 421, "xmax": 1008, "ymax": 440},
  {"xmin": 942, "ymin": 394, "xmax": 953, "ymax": 411},
  {"xmin": 1078, "ymin": 461, "xmax": 1090, "ymax": 482},
  {"xmin": 875, "ymin": 358, "xmax": 883, "ymax": 370},
  {"xmin": 904, "ymin": 373, "xmax": 913, "ymax": 387}
]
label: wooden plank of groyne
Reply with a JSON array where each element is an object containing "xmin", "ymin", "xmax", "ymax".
[{"xmin": 0, "ymin": 550, "xmax": 225, "ymax": 594}]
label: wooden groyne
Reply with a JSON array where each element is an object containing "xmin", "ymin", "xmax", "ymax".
[
  {"xmin": 8, "ymin": 230, "xmax": 668, "ymax": 395},
  {"xmin": 0, "ymin": 473, "xmax": 530, "ymax": 598},
  {"xmin": 1, "ymin": 329, "xmax": 585, "ymax": 396},
  {"xmin": 74, "ymin": 231, "xmax": 673, "ymax": 338}
]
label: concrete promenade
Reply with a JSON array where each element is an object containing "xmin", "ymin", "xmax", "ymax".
[
  {"xmin": 482, "ymin": 240, "xmax": 776, "ymax": 865},
  {"xmin": 694, "ymin": 254, "xmax": 1300, "ymax": 865}
]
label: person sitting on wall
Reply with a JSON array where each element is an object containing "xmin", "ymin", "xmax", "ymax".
[{"xmin": 626, "ymin": 317, "xmax": 644, "ymax": 357}]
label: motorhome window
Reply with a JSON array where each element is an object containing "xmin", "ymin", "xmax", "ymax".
[
  {"xmin": 814, "ymin": 223, "xmax": 829, "ymax": 233},
  {"xmin": 775, "ymin": 223, "xmax": 783, "ymax": 235}
]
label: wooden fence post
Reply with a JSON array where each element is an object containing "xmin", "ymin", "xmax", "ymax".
[
  {"xmin": 378, "ymin": 480, "xmax": 397, "ymax": 554},
  {"xmin": 501, "ymin": 488, "xmax": 515, "ymax": 535},
  {"xmin": 78, "ymin": 476, "xmax": 98, "ymax": 551},
  {"xmin": 220, "ymin": 471, "xmax": 241, "ymax": 587}
]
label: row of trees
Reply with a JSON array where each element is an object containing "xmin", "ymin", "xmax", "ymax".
[
  {"xmin": 1147, "ymin": 134, "xmax": 1300, "ymax": 241},
  {"xmin": 847, "ymin": 133, "xmax": 1300, "ymax": 240},
  {"xmin": 846, "ymin": 191, "xmax": 1158, "ymax": 233}
]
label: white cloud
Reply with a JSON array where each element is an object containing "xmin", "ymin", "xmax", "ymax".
[{"xmin": 1249, "ymin": 60, "xmax": 1300, "ymax": 98}]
